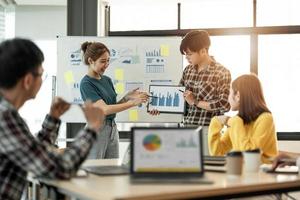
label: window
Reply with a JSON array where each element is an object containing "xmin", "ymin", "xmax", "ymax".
[
  {"xmin": 19, "ymin": 40, "xmax": 57, "ymax": 134},
  {"xmin": 181, "ymin": 0, "xmax": 252, "ymax": 29},
  {"xmin": 4, "ymin": 6, "xmax": 15, "ymax": 39},
  {"xmin": 110, "ymin": 2, "xmax": 177, "ymax": 31},
  {"xmin": 210, "ymin": 36, "xmax": 250, "ymax": 80},
  {"xmin": 258, "ymin": 34, "xmax": 300, "ymax": 132},
  {"xmin": 0, "ymin": 6, "xmax": 5, "ymax": 41},
  {"xmin": 182, "ymin": 35, "xmax": 250, "ymax": 80},
  {"xmin": 257, "ymin": 0, "xmax": 300, "ymax": 26},
  {"xmin": 108, "ymin": 0, "xmax": 300, "ymax": 136}
]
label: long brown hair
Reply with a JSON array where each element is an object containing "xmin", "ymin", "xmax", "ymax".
[
  {"xmin": 81, "ymin": 41, "xmax": 110, "ymax": 65},
  {"xmin": 232, "ymin": 74, "xmax": 270, "ymax": 124}
]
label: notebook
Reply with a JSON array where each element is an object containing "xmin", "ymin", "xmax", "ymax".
[{"xmin": 130, "ymin": 127, "xmax": 212, "ymax": 184}]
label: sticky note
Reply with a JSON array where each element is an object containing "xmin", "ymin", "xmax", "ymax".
[
  {"xmin": 129, "ymin": 109, "xmax": 138, "ymax": 121},
  {"xmin": 114, "ymin": 68, "xmax": 124, "ymax": 81},
  {"xmin": 160, "ymin": 45, "xmax": 169, "ymax": 56},
  {"xmin": 64, "ymin": 70, "xmax": 75, "ymax": 85},
  {"xmin": 115, "ymin": 83, "xmax": 125, "ymax": 94}
]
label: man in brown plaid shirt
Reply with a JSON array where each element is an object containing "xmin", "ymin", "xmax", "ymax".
[
  {"xmin": 0, "ymin": 38, "xmax": 104, "ymax": 200},
  {"xmin": 179, "ymin": 30, "xmax": 231, "ymax": 154}
]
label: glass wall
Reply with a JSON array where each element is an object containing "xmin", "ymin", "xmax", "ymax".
[
  {"xmin": 110, "ymin": 2, "xmax": 177, "ymax": 31},
  {"xmin": 109, "ymin": 0, "xmax": 300, "ymax": 134},
  {"xmin": 257, "ymin": 0, "xmax": 300, "ymax": 26},
  {"xmin": 181, "ymin": 0, "xmax": 253, "ymax": 28},
  {"xmin": 182, "ymin": 35, "xmax": 250, "ymax": 80},
  {"xmin": 258, "ymin": 34, "xmax": 300, "ymax": 132},
  {"xmin": 19, "ymin": 40, "xmax": 57, "ymax": 134}
]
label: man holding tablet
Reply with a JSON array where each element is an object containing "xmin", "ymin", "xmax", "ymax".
[
  {"xmin": 179, "ymin": 30, "xmax": 231, "ymax": 155},
  {"xmin": 179, "ymin": 30, "xmax": 231, "ymax": 127},
  {"xmin": 149, "ymin": 30, "xmax": 231, "ymax": 156}
]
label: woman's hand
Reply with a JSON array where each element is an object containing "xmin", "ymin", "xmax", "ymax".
[
  {"xmin": 49, "ymin": 97, "xmax": 71, "ymax": 119},
  {"xmin": 271, "ymin": 152, "xmax": 297, "ymax": 171},
  {"xmin": 128, "ymin": 91, "xmax": 149, "ymax": 106},
  {"xmin": 125, "ymin": 88, "xmax": 141, "ymax": 100}
]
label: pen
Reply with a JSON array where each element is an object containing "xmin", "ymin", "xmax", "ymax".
[
  {"xmin": 70, "ymin": 103, "xmax": 83, "ymax": 107},
  {"xmin": 178, "ymin": 89, "xmax": 184, "ymax": 93},
  {"xmin": 147, "ymin": 95, "xmax": 158, "ymax": 98}
]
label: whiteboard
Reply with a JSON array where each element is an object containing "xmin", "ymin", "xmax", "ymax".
[{"xmin": 57, "ymin": 36, "xmax": 183, "ymax": 123}]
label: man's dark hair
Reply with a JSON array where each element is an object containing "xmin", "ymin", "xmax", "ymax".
[
  {"xmin": 180, "ymin": 30, "xmax": 211, "ymax": 55},
  {"xmin": 0, "ymin": 38, "xmax": 44, "ymax": 89}
]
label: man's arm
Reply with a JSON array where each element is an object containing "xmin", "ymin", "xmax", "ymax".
[
  {"xmin": 0, "ymin": 110, "xmax": 96, "ymax": 179},
  {"xmin": 207, "ymin": 68, "xmax": 231, "ymax": 112},
  {"xmin": 36, "ymin": 114, "xmax": 61, "ymax": 146}
]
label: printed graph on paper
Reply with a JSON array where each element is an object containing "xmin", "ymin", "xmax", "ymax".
[{"xmin": 147, "ymin": 85, "xmax": 185, "ymax": 113}]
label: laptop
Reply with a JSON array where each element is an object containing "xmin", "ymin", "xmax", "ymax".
[
  {"xmin": 82, "ymin": 148, "xmax": 130, "ymax": 176},
  {"xmin": 130, "ymin": 127, "xmax": 212, "ymax": 184},
  {"xmin": 179, "ymin": 124, "xmax": 225, "ymax": 167}
]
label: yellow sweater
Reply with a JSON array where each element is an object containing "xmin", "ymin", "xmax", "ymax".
[{"xmin": 208, "ymin": 112, "xmax": 278, "ymax": 163}]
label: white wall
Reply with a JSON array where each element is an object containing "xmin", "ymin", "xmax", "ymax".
[
  {"xmin": 278, "ymin": 141, "xmax": 300, "ymax": 152},
  {"xmin": 12, "ymin": 5, "xmax": 67, "ymax": 147},
  {"xmin": 14, "ymin": 5, "xmax": 66, "ymax": 40}
]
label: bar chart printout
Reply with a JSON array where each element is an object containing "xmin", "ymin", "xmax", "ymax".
[
  {"xmin": 151, "ymin": 92, "xmax": 180, "ymax": 107},
  {"xmin": 148, "ymin": 85, "xmax": 185, "ymax": 113}
]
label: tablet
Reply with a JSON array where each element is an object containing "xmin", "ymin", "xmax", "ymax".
[{"xmin": 147, "ymin": 85, "xmax": 185, "ymax": 114}]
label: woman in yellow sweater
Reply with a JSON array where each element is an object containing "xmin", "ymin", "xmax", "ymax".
[{"xmin": 208, "ymin": 74, "xmax": 278, "ymax": 163}]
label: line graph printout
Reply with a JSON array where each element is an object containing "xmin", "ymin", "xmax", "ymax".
[{"xmin": 147, "ymin": 85, "xmax": 185, "ymax": 114}]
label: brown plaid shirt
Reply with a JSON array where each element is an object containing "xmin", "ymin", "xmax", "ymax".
[
  {"xmin": 180, "ymin": 61, "xmax": 231, "ymax": 126},
  {"xmin": 0, "ymin": 95, "xmax": 96, "ymax": 200}
]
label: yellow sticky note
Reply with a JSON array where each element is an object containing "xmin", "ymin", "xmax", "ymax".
[
  {"xmin": 129, "ymin": 109, "xmax": 138, "ymax": 121},
  {"xmin": 114, "ymin": 68, "xmax": 124, "ymax": 81},
  {"xmin": 115, "ymin": 83, "xmax": 125, "ymax": 94},
  {"xmin": 64, "ymin": 70, "xmax": 75, "ymax": 85},
  {"xmin": 160, "ymin": 45, "xmax": 169, "ymax": 56}
]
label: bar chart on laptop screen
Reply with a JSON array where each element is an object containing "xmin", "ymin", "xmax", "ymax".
[{"xmin": 147, "ymin": 85, "xmax": 185, "ymax": 113}]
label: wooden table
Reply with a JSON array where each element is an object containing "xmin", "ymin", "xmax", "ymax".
[{"xmin": 36, "ymin": 159, "xmax": 300, "ymax": 200}]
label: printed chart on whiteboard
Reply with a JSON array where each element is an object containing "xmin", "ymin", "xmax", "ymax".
[{"xmin": 147, "ymin": 85, "xmax": 185, "ymax": 114}]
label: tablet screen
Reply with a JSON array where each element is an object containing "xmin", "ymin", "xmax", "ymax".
[{"xmin": 147, "ymin": 85, "xmax": 185, "ymax": 114}]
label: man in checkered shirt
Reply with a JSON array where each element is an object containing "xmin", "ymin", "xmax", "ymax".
[
  {"xmin": 179, "ymin": 30, "xmax": 231, "ymax": 154},
  {"xmin": 0, "ymin": 38, "xmax": 104, "ymax": 200}
]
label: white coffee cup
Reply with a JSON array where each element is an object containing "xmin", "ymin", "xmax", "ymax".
[
  {"xmin": 226, "ymin": 151, "xmax": 243, "ymax": 176},
  {"xmin": 243, "ymin": 149, "xmax": 261, "ymax": 173}
]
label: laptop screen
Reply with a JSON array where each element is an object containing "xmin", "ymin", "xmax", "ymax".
[{"xmin": 131, "ymin": 127, "xmax": 203, "ymax": 175}]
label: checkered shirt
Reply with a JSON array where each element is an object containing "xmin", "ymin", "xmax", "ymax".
[
  {"xmin": 179, "ymin": 61, "xmax": 231, "ymax": 126},
  {"xmin": 0, "ymin": 95, "xmax": 96, "ymax": 200}
]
